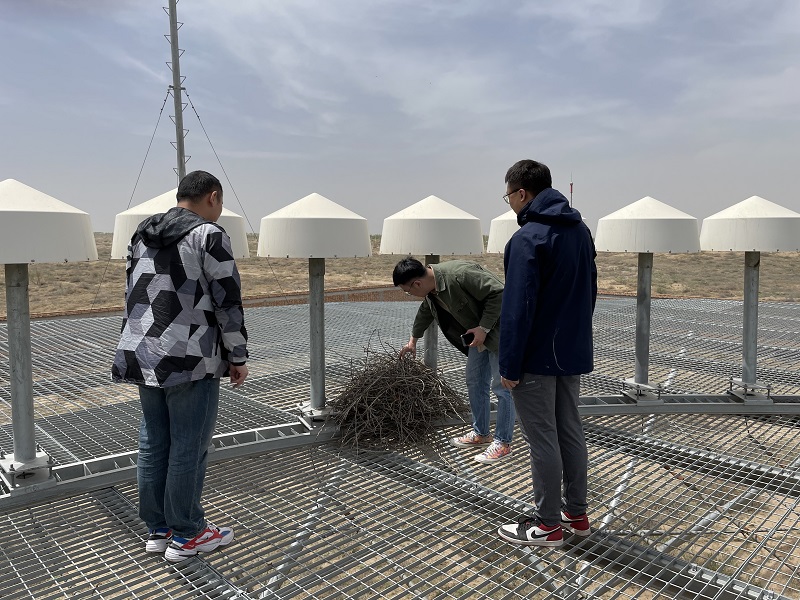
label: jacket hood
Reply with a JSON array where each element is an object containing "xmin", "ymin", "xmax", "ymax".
[
  {"xmin": 518, "ymin": 188, "xmax": 583, "ymax": 227},
  {"xmin": 134, "ymin": 206, "xmax": 212, "ymax": 248}
]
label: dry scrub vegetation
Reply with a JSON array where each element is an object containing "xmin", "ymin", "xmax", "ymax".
[{"xmin": 0, "ymin": 233, "xmax": 799, "ymax": 319}]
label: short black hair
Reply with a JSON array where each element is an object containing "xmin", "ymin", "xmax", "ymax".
[
  {"xmin": 177, "ymin": 170, "xmax": 223, "ymax": 203},
  {"xmin": 505, "ymin": 160, "xmax": 552, "ymax": 199},
  {"xmin": 392, "ymin": 257, "xmax": 426, "ymax": 286}
]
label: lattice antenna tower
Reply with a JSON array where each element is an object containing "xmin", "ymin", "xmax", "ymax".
[{"xmin": 164, "ymin": 0, "xmax": 190, "ymax": 179}]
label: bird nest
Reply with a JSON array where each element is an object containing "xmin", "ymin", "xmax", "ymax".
[{"xmin": 328, "ymin": 350, "xmax": 470, "ymax": 451}]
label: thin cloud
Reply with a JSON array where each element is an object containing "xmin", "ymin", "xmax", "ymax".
[
  {"xmin": 176, "ymin": 1, "xmax": 545, "ymax": 141},
  {"xmin": 85, "ymin": 40, "xmax": 168, "ymax": 86},
  {"xmin": 20, "ymin": 0, "xmax": 140, "ymax": 10},
  {"xmin": 167, "ymin": 0, "xmax": 798, "ymax": 167},
  {"xmin": 3, "ymin": 0, "xmax": 799, "ymax": 231},
  {"xmin": 516, "ymin": 0, "xmax": 663, "ymax": 29},
  {"xmin": 219, "ymin": 149, "xmax": 310, "ymax": 160},
  {"xmin": 676, "ymin": 66, "xmax": 800, "ymax": 121}
]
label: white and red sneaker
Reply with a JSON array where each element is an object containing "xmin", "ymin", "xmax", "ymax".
[
  {"xmin": 498, "ymin": 515, "xmax": 563, "ymax": 547},
  {"xmin": 164, "ymin": 523, "xmax": 234, "ymax": 562}
]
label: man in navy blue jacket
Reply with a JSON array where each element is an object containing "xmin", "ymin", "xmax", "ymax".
[{"xmin": 496, "ymin": 160, "xmax": 597, "ymax": 548}]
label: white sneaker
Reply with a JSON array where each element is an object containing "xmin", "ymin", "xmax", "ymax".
[
  {"xmin": 474, "ymin": 440, "xmax": 512, "ymax": 463},
  {"xmin": 497, "ymin": 515, "xmax": 563, "ymax": 547},
  {"xmin": 145, "ymin": 528, "xmax": 171, "ymax": 553},
  {"xmin": 164, "ymin": 523, "xmax": 234, "ymax": 562}
]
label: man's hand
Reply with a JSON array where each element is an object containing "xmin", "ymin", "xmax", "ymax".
[
  {"xmin": 501, "ymin": 376, "xmax": 518, "ymax": 390},
  {"xmin": 465, "ymin": 326, "xmax": 487, "ymax": 347},
  {"xmin": 230, "ymin": 364, "xmax": 248, "ymax": 388},
  {"xmin": 399, "ymin": 336, "xmax": 418, "ymax": 359}
]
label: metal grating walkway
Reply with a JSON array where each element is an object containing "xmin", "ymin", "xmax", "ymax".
[
  {"xmin": 0, "ymin": 298, "xmax": 799, "ymax": 598},
  {"xmin": 2, "ymin": 422, "xmax": 799, "ymax": 599}
]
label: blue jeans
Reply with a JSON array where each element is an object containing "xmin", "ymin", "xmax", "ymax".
[
  {"xmin": 465, "ymin": 346, "xmax": 515, "ymax": 444},
  {"xmin": 137, "ymin": 378, "xmax": 220, "ymax": 539}
]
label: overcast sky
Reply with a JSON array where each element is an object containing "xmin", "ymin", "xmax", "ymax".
[{"xmin": 1, "ymin": 0, "xmax": 799, "ymax": 233}]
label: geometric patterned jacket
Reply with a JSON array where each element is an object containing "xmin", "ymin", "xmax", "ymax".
[{"xmin": 111, "ymin": 207, "xmax": 248, "ymax": 388}]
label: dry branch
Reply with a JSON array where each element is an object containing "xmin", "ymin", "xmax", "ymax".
[{"xmin": 329, "ymin": 350, "xmax": 469, "ymax": 450}]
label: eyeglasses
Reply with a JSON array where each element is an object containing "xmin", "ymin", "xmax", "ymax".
[
  {"xmin": 400, "ymin": 279, "xmax": 421, "ymax": 295},
  {"xmin": 503, "ymin": 189, "xmax": 522, "ymax": 204}
]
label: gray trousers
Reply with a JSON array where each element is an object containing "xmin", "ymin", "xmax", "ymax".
[{"xmin": 512, "ymin": 373, "xmax": 588, "ymax": 526}]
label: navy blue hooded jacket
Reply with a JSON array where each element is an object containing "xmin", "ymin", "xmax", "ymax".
[{"xmin": 499, "ymin": 188, "xmax": 597, "ymax": 381}]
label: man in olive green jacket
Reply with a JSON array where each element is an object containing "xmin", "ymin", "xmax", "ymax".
[{"xmin": 393, "ymin": 258, "xmax": 515, "ymax": 463}]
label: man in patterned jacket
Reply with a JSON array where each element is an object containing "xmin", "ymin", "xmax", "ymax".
[{"xmin": 112, "ymin": 170, "xmax": 248, "ymax": 563}]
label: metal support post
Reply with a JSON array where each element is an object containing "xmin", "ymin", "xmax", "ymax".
[
  {"xmin": 742, "ymin": 250, "xmax": 759, "ymax": 385},
  {"xmin": 730, "ymin": 251, "xmax": 771, "ymax": 403},
  {"xmin": 635, "ymin": 252, "xmax": 653, "ymax": 385},
  {"xmin": 423, "ymin": 254, "xmax": 440, "ymax": 370},
  {"xmin": 0, "ymin": 264, "xmax": 55, "ymax": 491},
  {"xmin": 623, "ymin": 253, "xmax": 661, "ymax": 403},
  {"xmin": 304, "ymin": 257, "xmax": 328, "ymax": 419},
  {"xmin": 5, "ymin": 264, "xmax": 35, "ymax": 463}
]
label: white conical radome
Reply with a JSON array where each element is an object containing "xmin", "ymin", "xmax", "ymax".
[
  {"xmin": 0, "ymin": 179, "xmax": 98, "ymax": 264},
  {"xmin": 257, "ymin": 193, "xmax": 371, "ymax": 258},
  {"xmin": 594, "ymin": 196, "xmax": 700, "ymax": 253},
  {"xmin": 379, "ymin": 195, "xmax": 484, "ymax": 255},
  {"xmin": 111, "ymin": 189, "xmax": 250, "ymax": 259},
  {"xmin": 700, "ymin": 196, "xmax": 800, "ymax": 252},
  {"xmin": 486, "ymin": 210, "xmax": 518, "ymax": 253}
]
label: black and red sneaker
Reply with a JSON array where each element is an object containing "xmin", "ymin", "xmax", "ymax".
[
  {"xmin": 497, "ymin": 515, "xmax": 564, "ymax": 547},
  {"xmin": 561, "ymin": 511, "xmax": 592, "ymax": 537}
]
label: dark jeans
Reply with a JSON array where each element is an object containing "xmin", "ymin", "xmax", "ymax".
[
  {"xmin": 137, "ymin": 378, "xmax": 220, "ymax": 538},
  {"xmin": 512, "ymin": 374, "xmax": 588, "ymax": 526}
]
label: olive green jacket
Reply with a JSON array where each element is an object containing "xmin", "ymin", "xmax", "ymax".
[{"xmin": 411, "ymin": 261, "xmax": 504, "ymax": 355}]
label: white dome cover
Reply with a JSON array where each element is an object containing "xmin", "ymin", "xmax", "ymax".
[
  {"xmin": 486, "ymin": 210, "xmax": 518, "ymax": 253},
  {"xmin": 111, "ymin": 189, "xmax": 250, "ymax": 259},
  {"xmin": 700, "ymin": 196, "xmax": 800, "ymax": 252},
  {"xmin": 595, "ymin": 196, "xmax": 700, "ymax": 253},
  {"xmin": 257, "ymin": 193, "xmax": 371, "ymax": 258},
  {"xmin": 379, "ymin": 195, "xmax": 484, "ymax": 255},
  {"xmin": 0, "ymin": 179, "xmax": 98, "ymax": 264},
  {"xmin": 486, "ymin": 210, "xmax": 592, "ymax": 254}
]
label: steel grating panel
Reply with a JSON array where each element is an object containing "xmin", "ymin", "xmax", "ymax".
[
  {"xmin": 1, "ymin": 418, "xmax": 799, "ymax": 599},
  {"xmin": 589, "ymin": 298, "xmax": 800, "ymax": 395},
  {"xmin": 1, "ymin": 297, "xmax": 800, "ymax": 598},
  {"xmin": 0, "ymin": 393, "xmax": 301, "ymax": 467},
  {"xmin": 0, "ymin": 488, "xmax": 206, "ymax": 599}
]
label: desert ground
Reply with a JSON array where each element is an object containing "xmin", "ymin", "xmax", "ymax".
[{"xmin": 0, "ymin": 233, "xmax": 799, "ymax": 319}]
